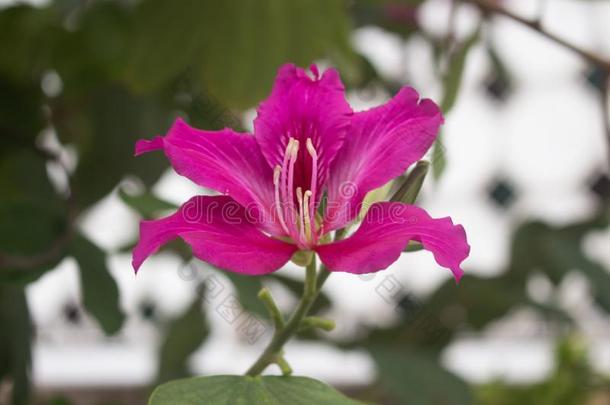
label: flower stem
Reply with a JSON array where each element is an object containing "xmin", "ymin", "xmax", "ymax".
[{"xmin": 245, "ymin": 256, "xmax": 329, "ymax": 376}]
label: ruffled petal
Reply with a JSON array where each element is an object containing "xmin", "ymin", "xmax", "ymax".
[
  {"xmin": 315, "ymin": 202, "xmax": 469, "ymax": 282},
  {"xmin": 253, "ymin": 64, "xmax": 352, "ymax": 197},
  {"xmin": 133, "ymin": 196, "xmax": 298, "ymax": 275},
  {"xmin": 135, "ymin": 118, "xmax": 282, "ymax": 236},
  {"xmin": 324, "ymin": 87, "xmax": 443, "ymax": 231}
]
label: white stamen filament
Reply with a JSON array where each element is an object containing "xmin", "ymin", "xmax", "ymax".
[
  {"xmin": 296, "ymin": 187, "xmax": 305, "ymax": 241},
  {"xmin": 286, "ymin": 139, "xmax": 299, "ymax": 236},
  {"xmin": 305, "ymin": 138, "xmax": 318, "ymax": 242},
  {"xmin": 273, "ymin": 165, "xmax": 290, "ymax": 235}
]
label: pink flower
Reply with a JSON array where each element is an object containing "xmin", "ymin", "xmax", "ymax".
[{"xmin": 132, "ymin": 64, "xmax": 469, "ymax": 281}]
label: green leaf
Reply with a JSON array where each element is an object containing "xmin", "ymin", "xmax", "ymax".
[
  {"xmin": 371, "ymin": 347, "xmax": 473, "ymax": 405},
  {"xmin": 0, "ymin": 284, "xmax": 32, "ymax": 405},
  {"xmin": 390, "ymin": 160, "xmax": 429, "ymax": 204},
  {"xmin": 157, "ymin": 295, "xmax": 209, "ymax": 383},
  {"xmin": 70, "ymin": 235, "xmax": 125, "ymax": 335},
  {"xmin": 119, "ymin": 186, "xmax": 177, "ymax": 219},
  {"xmin": 149, "ymin": 375, "xmax": 365, "ymax": 405}
]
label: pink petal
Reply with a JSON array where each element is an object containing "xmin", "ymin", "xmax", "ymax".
[
  {"xmin": 133, "ymin": 195, "xmax": 298, "ymax": 275},
  {"xmin": 324, "ymin": 87, "xmax": 443, "ymax": 231},
  {"xmin": 253, "ymin": 64, "xmax": 352, "ymax": 197},
  {"xmin": 315, "ymin": 202, "xmax": 469, "ymax": 282},
  {"xmin": 135, "ymin": 118, "xmax": 282, "ymax": 236}
]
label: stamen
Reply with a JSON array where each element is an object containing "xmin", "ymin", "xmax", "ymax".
[
  {"xmin": 273, "ymin": 165, "xmax": 289, "ymax": 234},
  {"xmin": 286, "ymin": 139, "xmax": 299, "ymax": 236},
  {"xmin": 280, "ymin": 139, "xmax": 297, "ymax": 237},
  {"xmin": 296, "ymin": 187, "xmax": 305, "ymax": 242},
  {"xmin": 303, "ymin": 190, "xmax": 313, "ymax": 242},
  {"xmin": 306, "ymin": 138, "xmax": 318, "ymax": 240}
]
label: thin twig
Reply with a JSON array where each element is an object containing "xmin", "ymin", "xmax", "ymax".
[
  {"xmin": 466, "ymin": 0, "xmax": 610, "ymax": 72},
  {"xmin": 602, "ymin": 73, "xmax": 610, "ymax": 172}
]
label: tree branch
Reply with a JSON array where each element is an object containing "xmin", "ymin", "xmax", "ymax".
[{"xmin": 466, "ymin": 0, "xmax": 610, "ymax": 72}]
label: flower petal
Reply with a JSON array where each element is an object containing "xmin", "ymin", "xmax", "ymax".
[
  {"xmin": 135, "ymin": 118, "xmax": 282, "ymax": 236},
  {"xmin": 315, "ymin": 202, "xmax": 469, "ymax": 282},
  {"xmin": 253, "ymin": 64, "xmax": 352, "ymax": 196},
  {"xmin": 324, "ymin": 87, "xmax": 443, "ymax": 231},
  {"xmin": 133, "ymin": 195, "xmax": 298, "ymax": 275}
]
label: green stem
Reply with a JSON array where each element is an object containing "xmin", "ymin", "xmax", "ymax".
[{"xmin": 245, "ymin": 256, "xmax": 328, "ymax": 376}]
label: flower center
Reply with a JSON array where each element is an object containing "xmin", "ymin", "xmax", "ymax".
[{"xmin": 273, "ymin": 137, "xmax": 319, "ymax": 248}]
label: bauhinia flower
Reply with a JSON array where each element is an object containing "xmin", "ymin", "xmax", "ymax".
[{"xmin": 132, "ymin": 64, "xmax": 469, "ymax": 281}]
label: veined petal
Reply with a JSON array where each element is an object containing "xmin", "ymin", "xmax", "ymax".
[
  {"xmin": 135, "ymin": 118, "xmax": 282, "ymax": 236},
  {"xmin": 324, "ymin": 87, "xmax": 443, "ymax": 231},
  {"xmin": 315, "ymin": 202, "xmax": 469, "ymax": 282},
  {"xmin": 254, "ymin": 64, "xmax": 352, "ymax": 197},
  {"xmin": 132, "ymin": 196, "xmax": 297, "ymax": 275}
]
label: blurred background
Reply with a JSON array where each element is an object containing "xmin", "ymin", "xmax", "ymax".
[{"xmin": 1, "ymin": 0, "xmax": 610, "ymax": 404}]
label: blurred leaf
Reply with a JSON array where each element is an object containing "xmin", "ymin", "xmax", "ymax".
[
  {"xmin": 53, "ymin": 1, "xmax": 130, "ymax": 90},
  {"xmin": 0, "ymin": 285, "xmax": 32, "ymax": 405},
  {"xmin": 477, "ymin": 337, "xmax": 594, "ymax": 405},
  {"xmin": 431, "ymin": 28, "xmax": 480, "ymax": 180},
  {"xmin": 157, "ymin": 295, "xmax": 209, "ymax": 383},
  {"xmin": 0, "ymin": 5, "xmax": 57, "ymax": 81},
  {"xmin": 431, "ymin": 131, "xmax": 446, "ymax": 180},
  {"xmin": 0, "ymin": 78, "xmax": 45, "ymax": 149},
  {"xmin": 149, "ymin": 375, "xmax": 364, "ymax": 405},
  {"xmin": 118, "ymin": 186, "xmax": 177, "ymax": 219},
  {"xmin": 70, "ymin": 234, "xmax": 125, "ymax": 335},
  {"xmin": 441, "ymin": 27, "xmax": 480, "ymax": 113},
  {"xmin": 0, "ymin": 191, "xmax": 65, "ymax": 284},
  {"xmin": 510, "ymin": 217, "xmax": 610, "ymax": 311},
  {"xmin": 126, "ymin": 0, "xmax": 356, "ymax": 108},
  {"xmin": 222, "ymin": 272, "xmax": 267, "ymax": 319},
  {"xmin": 352, "ymin": 0, "xmax": 424, "ymax": 38},
  {"xmin": 53, "ymin": 84, "xmax": 172, "ymax": 208},
  {"xmin": 371, "ymin": 347, "xmax": 473, "ymax": 405}
]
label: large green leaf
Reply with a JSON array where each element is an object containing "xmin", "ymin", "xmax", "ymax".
[
  {"xmin": 149, "ymin": 375, "xmax": 365, "ymax": 405},
  {"xmin": 70, "ymin": 234, "xmax": 125, "ymax": 335},
  {"xmin": 157, "ymin": 295, "xmax": 209, "ymax": 383},
  {"xmin": 0, "ymin": 285, "xmax": 32, "ymax": 405},
  {"xmin": 126, "ymin": 0, "xmax": 355, "ymax": 108}
]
